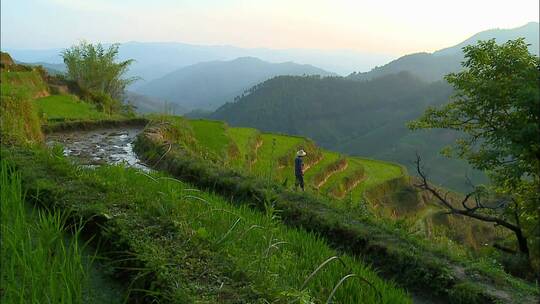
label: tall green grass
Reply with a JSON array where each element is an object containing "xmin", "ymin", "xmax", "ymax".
[
  {"xmin": 5, "ymin": 146, "xmax": 412, "ymax": 303},
  {"xmin": 253, "ymin": 133, "xmax": 305, "ymax": 181},
  {"xmin": 0, "ymin": 160, "xmax": 88, "ymax": 303},
  {"xmin": 0, "ymin": 70, "xmax": 48, "ymax": 99},
  {"xmin": 33, "ymin": 95, "xmax": 119, "ymax": 122},
  {"xmin": 87, "ymin": 164, "xmax": 411, "ymax": 303},
  {"xmin": 189, "ymin": 119, "xmax": 230, "ymax": 155},
  {"xmin": 226, "ymin": 126, "xmax": 260, "ymax": 168}
]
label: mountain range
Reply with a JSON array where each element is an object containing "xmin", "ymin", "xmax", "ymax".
[
  {"xmin": 3, "ymin": 42, "xmax": 392, "ymax": 83},
  {"xmin": 348, "ymin": 22, "xmax": 539, "ymax": 82},
  {"xmin": 134, "ymin": 57, "xmax": 334, "ymax": 112}
]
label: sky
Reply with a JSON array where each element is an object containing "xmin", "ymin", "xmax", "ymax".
[{"xmin": 1, "ymin": 0, "xmax": 538, "ymax": 56}]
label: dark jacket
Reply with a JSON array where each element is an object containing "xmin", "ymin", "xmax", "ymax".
[{"xmin": 294, "ymin": 156, "xmax": 304, "ymax": 176}]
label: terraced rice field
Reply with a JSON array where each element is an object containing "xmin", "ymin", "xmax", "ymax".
[
  {"xmin": 186, "ymin": 119, "xmax": 405, "ymax": 204},
  {"xmin": 33, "ymin": 95, "xmax": 115, "ymax": 121},
  {"xmin": 225, "ymin": 126, "xmax": 260, "ymax": 167},
  {"xmin": 349, "ymin": 158, "xmax": 404, "ymax": 201},
  {"xmin": 189, "ymin": 119, "xmax": 230, "ymax": 156},
  {"xmin": 252, "ymin": 133, "xmax": 306, "ymax": 179},
  {"xmin": 321, "ymin": 158, "xmax": 366, "ymax": 198}
]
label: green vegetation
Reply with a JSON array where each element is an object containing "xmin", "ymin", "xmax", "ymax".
[
  {"xmin": 349, "ymin": 158, "xmax": 404, "ymax": 202},
  {"xmin": 33, "ymin": 95, "xmax": 119, "ymax": 122},
  {"xmin": 143, "ymin": 116, "xmax": 510, "ymax": 258},
  {"xmin": 189, "ymin": 119, "xmax": 230, "ymax": 156},
  {"xmin": 0, "ymin": 87, "xmax": 43, "ymax": 144},
  {"xmin": 410, "ymin": 38, "xmax": 540, "ymax": 272},
  {"xmin": 1, "ymin": 51, "xmax": 135, "ymax": 136},
  {"xmin": 226, "ymin": 126, "xmax": 260, "ymax": 167},
  {"xmin": 251, "ymin": 133, "xmax": 306, "ymax": 181},
  {"xmin": 0, "ymin": 65, "xmax": 45, "ymax": 144},
  {"xmin": 134, "ymin": 121, "xmax": 539, "ymax": 303},
  {"xmin": 62, "ymin": 41, "xmax": 137, "ymax": 100},
  {"xmin": 1, "ymin": 70, "xmax": 49, "ymax": 99},
  {"xmin": 0, "ymin": 160, "xmax": 87, "ymax": 303},
  {"xmin": 2, "ymin": 37, "xmax": 538, "ymax": 303},
  {"xmin": 323, "ymin": 159, "xmax": 365, "ymax": 198},
  {"xmin": 211, "ymin": 72, "xmax": 491, "ymax": 193},
  {"xmin": 3, "ymin": 147, "xmax": 411, "ymax": 303}
]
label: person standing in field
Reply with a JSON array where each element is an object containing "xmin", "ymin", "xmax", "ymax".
[{"xmin": 295, "ymin": 149, "xmax": 307, "ymax": 191}]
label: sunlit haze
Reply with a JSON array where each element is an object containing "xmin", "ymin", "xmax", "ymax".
[{"xmin": 2, "ymin": 0, "xmax": 538, "ymax": 56}]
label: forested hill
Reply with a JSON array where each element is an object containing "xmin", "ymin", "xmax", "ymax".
[
  {"xmin": 135, "ymin": 57, "xmax": 334, "ymax": 112},
  {"xmin": 348, "ymin": 22, "xmax": 539, "ymax": 82},
  {"xmin": 212, "ymin": 72, "xmax": 487, "ymax": 191}
]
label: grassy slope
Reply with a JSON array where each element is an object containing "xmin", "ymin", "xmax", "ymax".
[
  {"xmin": 188, "ymin": 118, "xmax": 405, "ymax": 204},
  {"xmin": 303, "ymin": 151, "xmax": 340, "ymax": 186},
  {"xmin": 0, "ymin": 160, "xmax": 125, "ymax": 303},
  {"xmin": 33, "ymin": 95, "xmax": 115, "ymax": 121},
  {"xmin": 189, "ymin": 119, "xmax": 230, "ymax": 156},
  {"xmin": 0, "ymin": 71, "xmax": 44, "ymax": 144},
  {"xmin": 191, "ymin": 118, "xmax": 406, "ymax": 202},
  {"xmin": 4, "ymin": 147, "xmax": 411, "ymax": 303},
  {"xmin": 135, "ymin": 127, "xmax": 539, "ymax": 303},
  {"xmin": 321, "ymin": 158, "xmax": 364, "ymax": 194},
  {"xmin": 0, "ymin": 70, "xmax": 48, "ymax": 99},
  {"xmin": 226, "ymin": 126, "xmax": 259, "ymax": 167},
  {"xmin": 350, "ymin": 157, "xmax": 404, "ymax": 201},
  {"xmin": 227, "ymin": 127, "xmax": 258, "ymax": 157},
  {"xmin": 252, "ymin": 133, "xmax": 305, "ymax": 179}
]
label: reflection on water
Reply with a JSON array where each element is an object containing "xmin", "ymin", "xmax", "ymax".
[{"xmin": 46, "ymin": 128, "xmax": 150, "ymax": 172}]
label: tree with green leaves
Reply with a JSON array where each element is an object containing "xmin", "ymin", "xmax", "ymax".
[
  {"xmin": 62, "ymin": 41, "xmax": 138, "ymax": 101},
  {"xmin": 409, "ymin": 38, "xmax": 539, "ymax": 260}
]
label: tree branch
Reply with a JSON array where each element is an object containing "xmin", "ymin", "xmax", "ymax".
[{"xmin": 414, "ymin": 154, "xmax": 521, "ymax": 232}]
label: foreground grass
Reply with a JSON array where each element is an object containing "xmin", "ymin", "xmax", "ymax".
[
  {"xmin": 4, "ymin": 146, "xmax": 411, "ymax": 303},
  {"xmin": 135, "ymin": 126, "xmax": 540, "ymax": 303},
  {"xmin": 0, "ymin": 160, "xmax": 88, "ymax": 303}
]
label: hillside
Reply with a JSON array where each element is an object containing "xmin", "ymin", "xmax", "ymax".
[
  {"xmin": 135, "ymin": 57, "xmax": 334, "ymax": 111},
  {"xmin": 348, "ymin": 22, "xmax": 539, "ymax": 82},
  {"xmin": 123, "ymin": 91, "xmax": 187, "ymax": 114},
  {"xmin": 211, "ymin": 73, "xmax": 487, "ymax": 191}
]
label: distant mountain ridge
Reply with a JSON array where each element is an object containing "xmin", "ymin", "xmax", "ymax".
[
  {"xmin": 3, "ymin": 42, "xmax": 392, "ymax": 84},
  {"xmin": 348, "ymin": 22, "xmax": 539, "ymax": 82},
  {"xmin": 135, "ymin": 56, "xmax": 335, "ymax": 112},
  {"xmin": 434, "ymin": 22, "xmax": 539, "ymax": 56}
]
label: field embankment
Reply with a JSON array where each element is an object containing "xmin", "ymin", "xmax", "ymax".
[{"xmin": 133, "ymin": 121, "xmax": 539, "ymax": 304}]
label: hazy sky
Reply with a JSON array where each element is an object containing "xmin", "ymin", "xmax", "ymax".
[{"xmin": 1, "ymin": 0, "xmax": 538, "ymax": 55}]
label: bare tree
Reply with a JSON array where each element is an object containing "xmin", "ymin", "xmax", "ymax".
[{"xmin": 413, "ymin": 153, "xmax": 529, "ymax": 257}]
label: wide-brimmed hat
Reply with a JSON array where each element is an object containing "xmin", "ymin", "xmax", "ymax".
[{"xmin": 297, "ymin": 150, "xmax": 307, "ymax": 157}]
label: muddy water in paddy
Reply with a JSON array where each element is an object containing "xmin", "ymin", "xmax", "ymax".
[{"xmin": 46, "ymin": 127, "xmax": 150, "ymax": 171}]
